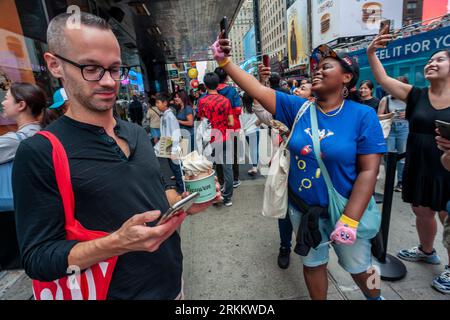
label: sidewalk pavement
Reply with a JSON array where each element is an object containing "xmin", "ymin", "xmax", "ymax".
[{"xmin": 1, "ymin": 165, "xmax": 449, "ymax": 300}]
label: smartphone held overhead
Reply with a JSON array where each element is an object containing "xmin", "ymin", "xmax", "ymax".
[
  {"xmin": 220, "ymin": 16, "xmax": 228, "ymax": 39},
  {"xmin": 263, "ymin": 54, "xmax": 270, "ymax": 68},
  {"xmin": 379, "ymin": 19, "xmax": 391, "ymax": 35}
]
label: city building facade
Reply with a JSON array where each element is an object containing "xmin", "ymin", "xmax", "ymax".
[
  {"xmin": 258, "ymin": 0, "xmax": 288, "ymax": 64},
  {"xmin": 229, "ymin": 0, "xmax": 254, "ymax": 64},
  {"xmin": 403, "ymin": 0, "xmax": 424, "ymax": 24}
]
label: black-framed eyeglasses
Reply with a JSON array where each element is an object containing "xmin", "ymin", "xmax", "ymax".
[{"xmin": 54, "ymin": 54, "xmax": 130, "ymax": 82}]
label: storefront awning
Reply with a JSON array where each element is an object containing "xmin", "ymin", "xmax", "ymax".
[{"xmin": 124, "ymin": 0, "xmax": 245, "ymax": 63}]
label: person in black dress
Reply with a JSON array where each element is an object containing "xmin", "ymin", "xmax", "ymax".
[
  {"xmin": 359, "ymin": 80, "xmax": 380, "ymax": 111},
  {"xmin": 368, "ymin": 33, "xmax": 450, "ymax": 293}
]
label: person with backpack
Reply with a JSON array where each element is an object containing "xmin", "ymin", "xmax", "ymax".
[
  {"xmin": 0, "ymin": 82, "xmax": 47, "ymax": 270},
  {"xmin": 377, "ymin": 76, "xmax": 409, "ymax": 192},
  {"xmin": 146, "ymin": 97, "xmax": 162, "ymax": 145}
]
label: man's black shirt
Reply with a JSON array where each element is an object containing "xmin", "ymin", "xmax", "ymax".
[{"xmin": 12, "ymin": 116, "xmax": 182, "ymax": 299}]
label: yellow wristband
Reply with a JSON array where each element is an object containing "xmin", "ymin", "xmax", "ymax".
[
  {"xmin": 339, "ymin": 214, "xmax": 359, "ymax": 229},
  {"xmin": 218, "ymin": 57, "xmax": 231, "ymax": 68}
]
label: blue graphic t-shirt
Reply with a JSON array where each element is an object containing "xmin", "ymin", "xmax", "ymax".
[{"xmin": 275, "ymin": 91, "xmax": 387, "ymax": 207}]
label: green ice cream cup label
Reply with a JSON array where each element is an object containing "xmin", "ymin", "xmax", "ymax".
[{"xmin": 183, "ymin": 171, "xmax": 216, "ymax": 204}]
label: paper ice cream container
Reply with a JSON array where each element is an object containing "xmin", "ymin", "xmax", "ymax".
[{"xmin": 183, "ymin": 170, "xmax": 216, "ymax": 204}]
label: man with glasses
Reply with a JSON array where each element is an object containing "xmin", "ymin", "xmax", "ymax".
[{"xmin": 12, "ymin": 12, "xmax": 217, "ymax": 300}]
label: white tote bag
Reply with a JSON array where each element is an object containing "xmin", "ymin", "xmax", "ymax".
[
  {"xmin": 262, "ymin": 101, "xmax": 311, "ymax": 219},
  {"xmin": 380, "ymin": 118, "xmax": 392, "ymax": 139}
]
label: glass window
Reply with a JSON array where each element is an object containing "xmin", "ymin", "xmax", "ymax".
[
  {"xmin": 407, "ymin": 1, "xmax": 417, "ymax": 14},
  {"xmin": 0, "ymin": 0, "xmax": 56, "ymax": 130},
  {"xmin": 399, "ymin": 66, "xmax": 411, "ymax": 80}
]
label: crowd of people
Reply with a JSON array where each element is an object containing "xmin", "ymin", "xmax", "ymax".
[{"xmin": 0, "ymin": 11, "xmax": 449, "ymax": 300}]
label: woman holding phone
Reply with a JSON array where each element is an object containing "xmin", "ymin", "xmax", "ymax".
[
  {"xmin": 367, "ymin": 31, "xmax": 450, "ymax": 293},
  {"xmin": 212, "ymin": 35, "xmax": 387, "ymax": 300}
]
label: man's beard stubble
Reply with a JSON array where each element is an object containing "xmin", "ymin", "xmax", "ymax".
[{"xmin": 72, "ymin": 87, "xmax": 117, "ymax": 113}]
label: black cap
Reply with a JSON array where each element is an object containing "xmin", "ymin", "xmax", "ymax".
[{"xmin": 310, "ymin": 44, "xmax": 360, "ymax": 89}]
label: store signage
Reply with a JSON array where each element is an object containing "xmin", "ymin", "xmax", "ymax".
[
  {"xmin": 311, "ymin": 0, "xmax": 403, "ymax": 48},
  {"xmin": 287, "ymin": 0, "xmax": 309, "ymax": 68},
  {"xmin": 168, "ymin": 69, "xmax": 179, "ymax": 79},
  {"xmin": 349, "ymin": 26, "xmax": 450, "ymax": 67}
]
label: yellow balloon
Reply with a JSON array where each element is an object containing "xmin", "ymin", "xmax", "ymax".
[{"xmin": 188, "ymin": 68, "xmax": 198, "ymax": 79}]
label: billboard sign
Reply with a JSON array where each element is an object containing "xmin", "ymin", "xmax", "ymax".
[
  {"xmin": 287, "ymin": 0, "xmax": 310, "ymax": 68},
  {"xmin": 311, "ymin": 0, "xmax": 340, "ymax": 48},
  {"xmin": 129, "ymin": 69, "xmax": 144, "ymax": 93},
  {"xmin": 240, "ymin": 56, "xmax": 258, "ymax": 75},
  {"xmin": 348, "ymin": 25, "xmax": 450, "ymax": 67},
  {"xmin": 243, "ymin": 25, "xmax": 257, "ymax": 61},
  {"xmin": 312, "ymin": 0, "xmax": 403, "ymax": 48},
  {"xmin": 168, "ymin": 69, "xmax": 179, "ymax": 79},
  {"xmin": 422, "ymin": 0, "xmax": 450, "ymax": 24}
]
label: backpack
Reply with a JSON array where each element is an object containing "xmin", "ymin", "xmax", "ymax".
[{"xmin": 0, "ymin": 132, "xmax": 27, "ymax": 212}]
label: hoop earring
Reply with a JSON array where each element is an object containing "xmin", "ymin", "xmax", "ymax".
[{"xmin": 342, "ymin": 86, "xmax": 349, "ymax": 99}]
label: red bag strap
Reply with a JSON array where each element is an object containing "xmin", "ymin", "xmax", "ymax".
[{"xmin": 37, "ymin": 131, "xmax": 76, "ymax": 226}]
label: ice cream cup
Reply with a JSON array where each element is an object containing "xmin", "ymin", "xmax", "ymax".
[{"xmin": 183, "ymin": 170, "xmax": 216, "ymax": 204}]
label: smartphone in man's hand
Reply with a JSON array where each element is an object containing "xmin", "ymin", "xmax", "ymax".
[{"xmin": 156, "ymin": 192, "xmax": 200, "ymax": 226}]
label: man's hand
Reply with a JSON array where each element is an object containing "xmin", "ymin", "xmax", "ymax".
[
  {"xmin": 110, "ymin": 210, "xmax": 186, "ymax": 254},
  {"xmin": 258, "ymin": 63, "xmax": 271, "ymax": 86},
  {"xmin": 436, "ymin": 129, "xmax": 450, "ymax": 152},
  {"xmin": 182, "ymin": 180, "xmax": 222, "ymax": 215}
]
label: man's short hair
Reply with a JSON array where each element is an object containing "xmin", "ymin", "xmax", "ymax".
[
  {"xmin": 269, "ymin": 72, "xmax": 281, "ymax": 89},
  {"xmin": 155, "ymin": 92, "xmax": 170, "ymax": 103},
  {"xmin": 214, "ymin": 67, "xmax": 228, "ymax": 83},
  {"xmin": 204, "ymin": 73, "xmax": 220, "ymax": 90},
  {"xmin": 198, "ymin": 83, "xmax": 207, "ymax": 93},
  {"xmin": 47, "ymin": 12, "xmax": 111, "ymax": 54}
]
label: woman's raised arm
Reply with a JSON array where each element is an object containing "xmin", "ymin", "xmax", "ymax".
[{"xmin": 367, "ymin": 34, "xmax": 412, "ymax": 102}]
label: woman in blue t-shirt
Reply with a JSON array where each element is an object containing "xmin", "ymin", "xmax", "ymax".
[{"xmin": 212, "ymin": 38, "xmax": 387, "ymax": 300}]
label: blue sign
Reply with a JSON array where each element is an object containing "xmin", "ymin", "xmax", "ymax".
[
  {"xmin": 168, "ymin": 69, "xmax": 179, "ymax": 79},
  {"xmin": 240, "ymin": 56, "xmax": 258, "ymax": 74},
  {"xmin": 243, "ymin": 25, "xmax": 257, "ymax": 61},
  {"xmin": 349, "ymin": 26, "xmax": 450, "ymax": 67},
  {"xmin": 129, "ymin": 70, "xmax": 144, "ymax": 92}
]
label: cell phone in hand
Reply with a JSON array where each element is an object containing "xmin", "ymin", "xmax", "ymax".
[
  {"xmin": 156, "ymin": 192, "xmax": 200, "ymax": 226},
  {"xmin": 436, "ymin": 120, "xmax": 450, "ymax": 140},
  {"xmin": 379, "ymin": 19, "xmax": 391, "ymax": 35},
  {"xmin": 263, "ymin": 54, "xmax": 270, "ymax": 68},
  {"xmin": 220, "ymin": 17, "xmax": 228, "ymax": 39}
]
